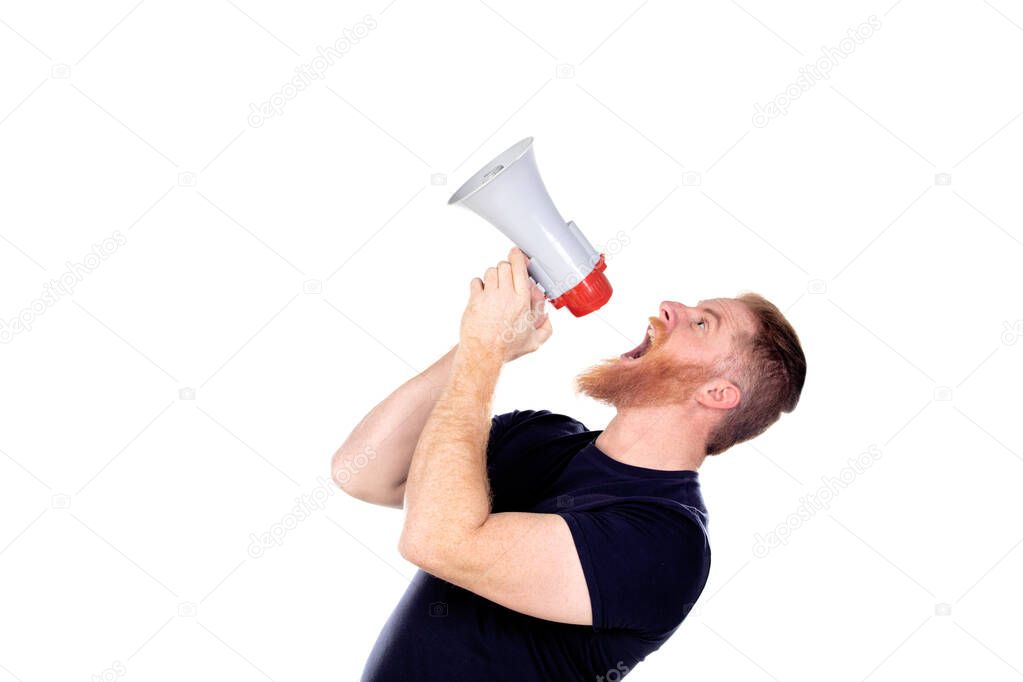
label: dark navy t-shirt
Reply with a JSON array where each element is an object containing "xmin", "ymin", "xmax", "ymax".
[{"xmin": 361, "ymin": 409, "xmax": 712, "ymax": 681}]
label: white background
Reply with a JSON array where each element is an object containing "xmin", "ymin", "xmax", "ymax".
[{"xmin": 2, "ymin": 1, "xmax": 1022, "ymax": 680}]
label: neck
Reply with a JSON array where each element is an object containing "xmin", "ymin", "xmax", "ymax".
[{"xmin": 595, "ymin": 403, "xmax": 709, "ymax": 472}]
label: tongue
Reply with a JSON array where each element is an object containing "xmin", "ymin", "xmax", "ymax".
[{"xmin": 624, "ymin": 331, "xmax": 651, "ymax": 359}]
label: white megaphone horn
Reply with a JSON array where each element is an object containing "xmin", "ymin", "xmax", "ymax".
[{"xmin": 448, "ymin": 137, "xmax": 612, "ymax": 317}]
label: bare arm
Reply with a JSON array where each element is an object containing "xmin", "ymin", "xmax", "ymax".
[
  {"xmin": 399, "ymin": 249, "xmax": 591, "ymax": 625},
  {"xmin": 330, "ymin": 344, "xmax": 458, "ymax": 507},
  {"xmin": 331, "ymin": 272, "xmax": 547, "ymax": 508},
  {"xmin": 399, "ymin": 340, "xmax": 590, "ymax": 625}
]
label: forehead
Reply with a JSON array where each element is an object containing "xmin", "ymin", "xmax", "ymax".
[{"xmin": 697, "ymin": 297, "xmax": 756, "ymax": 335}]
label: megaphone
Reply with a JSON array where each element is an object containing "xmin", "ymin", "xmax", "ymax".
[{"xmin": 448, "ymin": 137, "xmax": 612, "ymax": 317}]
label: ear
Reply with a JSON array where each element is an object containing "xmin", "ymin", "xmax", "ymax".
[{"xmin": 695, "ymin": 378, "xmax": 741, "ymax": 411}]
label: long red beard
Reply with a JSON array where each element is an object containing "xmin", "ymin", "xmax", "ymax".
[{"xmin": 575, "ymin": 343, "xmax": 713, "ymax": 408}]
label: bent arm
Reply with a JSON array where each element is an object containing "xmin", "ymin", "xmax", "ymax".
[
  {"xmin": 398, "ymin": 341, "xmax": 591, "ymax": 625},
  {"xmin": 330, "ymin": 344, "xmax": 458, "ymax": 507}
]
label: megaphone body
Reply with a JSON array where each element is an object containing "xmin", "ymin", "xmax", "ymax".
[{"xmin": 448, "ymin": 137, "xmax": 612, "ymax": 317}]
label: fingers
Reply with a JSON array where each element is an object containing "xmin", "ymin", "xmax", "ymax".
[
  {"xmin": 508, "ymin": 247, "xmax": 529, "ymax": 293},
  {"xmin": 497, "ymin": 260, "xmax": 512, "ymax": 290},
  {"xmin": 481, "ymin": 249, "xmax": 531, "ymax": 292},
  {"xmin": 529, "ymin": 282, "xmax": 545, "ymax": 312}
]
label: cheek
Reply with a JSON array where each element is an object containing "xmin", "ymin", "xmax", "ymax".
[
  {"xmin": 661, "ymin": 335, "xmax": 718, "ymax": 366},
  {"xmin": 660, "ymin": 337, "xmax": 697, "ymax": 362}
]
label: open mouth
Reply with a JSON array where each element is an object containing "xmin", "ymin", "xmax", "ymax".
[{"xmin": 620, "ymin": 316, "xmax": 662, "ymax": 361}]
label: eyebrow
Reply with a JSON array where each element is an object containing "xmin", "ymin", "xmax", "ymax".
[{"xmin": 696, "ymin": 302, "xmax": 722, "ymax": 331}]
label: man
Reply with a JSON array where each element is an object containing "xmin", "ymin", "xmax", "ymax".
[{"xmin": 332, "ymin": 247, "xmax": 806, "ymax": 680}]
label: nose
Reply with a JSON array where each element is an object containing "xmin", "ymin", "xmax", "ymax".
[{"xmin": 658, "ymin": 301, "xmax": 684, "ymax": 333}]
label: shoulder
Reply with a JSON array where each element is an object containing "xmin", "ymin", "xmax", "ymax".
[
  {"xmin": 488, "ymin": 409, "xmax": 589, "ymax": 448},
  {"xmin": 490, "ymin": 409, "xmax": 589, "ymax": 431},
  {"xmin": 557, "ymin": 498, "xmax": 711, "ymax": 634},
  {"xmin": 562, "ymin": 498, "xmax": 710, "ymax": 556}
]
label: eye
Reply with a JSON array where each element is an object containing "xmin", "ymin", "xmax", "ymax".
[{"xmin": 694, "ymin": 318, "xmax": 707, "ymax": 330}]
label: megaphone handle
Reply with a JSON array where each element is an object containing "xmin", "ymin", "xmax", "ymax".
[{"xmin": 523, "ymin": 252, "xmax": 556, "ymax": 298}]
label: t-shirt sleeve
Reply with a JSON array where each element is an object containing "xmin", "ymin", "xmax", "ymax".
[
  {"xmin": 486, "ymin": 409, "xmax": 587, "ymax": 458},
  {"xmin": 484, "ymin": 410, "xmax": 589, "ymax": 511},
  {"xmin": 557, "ymin": 501, "xmax": 711, "ymax": 634},
  {"xmin": 487, "ymin": 409, "xmax": 541, "ymax": 450}
]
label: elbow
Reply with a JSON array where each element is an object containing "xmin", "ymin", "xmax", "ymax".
[
  {"xmin": 399, "ymin": 524, "xmax": 450, "ymax": 574},
  {"xmin": 330, "ymin": 446, "xmax": 367, "ymax": 499},
  {"xmin": 400, "ymin": 519, "xmax": 478, "ymax": 579},
  {"xmin": 398, "ymin": 529, "xmax": 429, "ymax": 571},
  {"xmin": 329, "ymin": 448, "xmax": 353, "ymax": 492},
  {"xmin": 397, "ymin": 528, "xmax": 420, "ymax": 565},
  {"xmin": 331, "ymin": 447, "xmax": 403, "ymax": 507}
]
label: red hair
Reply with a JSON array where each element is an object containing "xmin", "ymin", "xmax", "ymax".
[{"xmin": 705, "ymin": 293, "xmax": 806, "ymax": 455}]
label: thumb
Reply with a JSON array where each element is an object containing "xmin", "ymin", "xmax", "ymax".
[
  {"xmin": 529, "ymin": 284, "xmax": 546, "ymax": 324},
  {"xmin": 537, "ymin": 316, "xmax": 554, "ymax": 343}
]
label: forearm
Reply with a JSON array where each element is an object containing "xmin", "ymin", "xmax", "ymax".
[
  {"xmin": 400, "ymin": 341, "xmax": 503, "ymax": 553},
  {"xmin": 331, "ymin": 344, "xmax": 458, "ymax": 503}
]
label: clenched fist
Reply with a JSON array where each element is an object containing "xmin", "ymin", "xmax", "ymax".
[{"xmin": 460, "ymin": 247, "xmax": 553, "ymax": 363}]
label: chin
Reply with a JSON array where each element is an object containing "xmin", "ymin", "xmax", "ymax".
[{"xmin": 576, "ymin": 346, "xmax": 711, "ymax": 408}]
